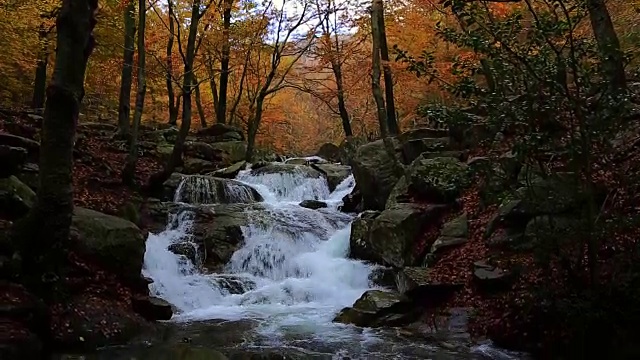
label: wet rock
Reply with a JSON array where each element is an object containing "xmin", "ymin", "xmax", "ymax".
[
  {"xmin": 0, "ymin": 145, "xmax": 27, "ymax": 178},
  {"xmin": 311, "ymin": 163, "xmax": 351, "ymax": 191},
  {"xmin": 209, "ymin": 275, "xmax": 256, "ymax": 295},
  {"xmin": 227, "ymin": 348, "xmax": 332, "ymax": 359},
  {"xmin": 333, "ymin": 290, "xmax": 414, "ymax": 327},
  {"xmin": 210, "ymin": 161, "xmax": 247, "ymax": 179},
  {"xmin": 350, "ymin": 138, "xmax": 402, "ymax": 210},
  {"xmin": 299, "ymin": 199, "xmax": 327, "ymax": 210},
  {"xmin": 348, "ymin": 210, "xmax": 380, "ymax": 262},
  {"xmin": 486, "ymin": 228, "xmax": 525, "ymax": 250},
  {"xmin": 0, "ymin": 133, "xmax": 39, "ymax": 162},
  {"xmin": 145, "ymin": 344, "xmax": 229, "ymax": 360},
  {"xmin": 366, "ymin": 204, "xmax": 447, "ymax": 267},
  {"xmin": 395, "ymin": 267, "xmax": 464, "ymax": 300},
  {"xmin": 431, "ymin": 213, "xmax": 469, "ymax": 253},
  {"xmin": 168, "ymin": 242, "xmax": 199, "ymax": 265},
  {"xmin": 71, "ymin": 207, "xmax": 146, "ymax": 285},
  {"xmin": 132, "ymin": 295, "xmax": 173, "ymax": 321},
  {"xmin": 315, "ymin": 142, "xmax": 340, "ymax": 162},
  {"xmin": 406, "ymin": 156, "xmax": 470, "ymax": 203},
  {"xmin": 0, "ymin": 175, "xmax": 36, "ymax": 220},
  {"xmin": 339, "ymin": 186, "xmax": 362, "ymax": 213},
  {"xmin": 338, "ymin": 136, "xmax": 367, "ymax": 165},
  {"xmin": 77, "ymin": 122, "xmax": 117, "ymax": 133},
  {"xmin": 368, "ymin": 266, "xmax": 397, "ymax": 289}
]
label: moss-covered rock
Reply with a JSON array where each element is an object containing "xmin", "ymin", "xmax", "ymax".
[
  {"xmin": 350, "ymin": 139, "xmax": 402, "ymax": 210},
  {"xmin": 366, "ymin": 204, "xmax": 447, "ymax": 267},
  {"xmin": 209, "ymin": 141, "xmax": 247, "ymax": 164},
  {"xmin": 0, "ymin": 175, "xmax": 36, "ymax": 220},
  {"xmin": 348, "ymin": 210, "xmax": 380, "ymax": 262},
  {"xmin": 71, "ymin": 207, "xmax": 146, "ymax": 284},
  {"xmin": 407, "ymin": 156, "xmax": 470, "ymax": 203},
  {"xmin": 431, "ymin": 213, "xmax": 469, "ymax": 253}
]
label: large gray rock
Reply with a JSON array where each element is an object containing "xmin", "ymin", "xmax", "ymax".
[
  {"xmin": 365, "ymin": 204, "xmax": 447, "ymax": 267},
  {"xmin": 395, "ymin": 267, "xmax": 464, "ymax": 299},
  {"xmin": 315, "ymin": 142, "xmax": 340, "ymax": 162},
  {"xmin": 0, "ymin": 145, "xmax": 27, "ymax": 178},
  {"xmin": 351, "ymin": 139, "xmax": 402, "ymax": 210},
  {"xmin": 0, "ymin": 175, "xmax": 36, "ymax": 220},
  {"xmin": 0, "ymin": 133, "xmax": 39, "ymax": 163},
  {"xmin": 209, "ymin": 161, "xmax": 247, "ymax": 179},
  {"xmin": 184, "ymin": 141, "xmax": 226, "ymax": 162},
  {"xmin": 311, "ymin": 163, "xmax": 351, "ymax": 191},
  {"xmin": 71, "ymin": 207, "xmax": 146, "ymax": 285},
  {"xmin": 181, "ymin": 158, "xmax": 218, "ymax": 175}
]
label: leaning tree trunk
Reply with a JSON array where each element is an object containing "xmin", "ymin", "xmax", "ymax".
[
  {"xmin": 375, "ymin": 0, "xmax": 399, "ymax": 135},
  {"xmin": 14, "ymin": 0, "xmax": 98, "ymax": 284},
  {"xmin": 331, "ymin": 60, "xmax": 353, "ymax": 137},
  {"xmin": 116, "ymin": 0, "xmax": 136, "ymax": 138},
  {"xmin": 122, "ymin": 0, "xmax": 146, "ymax": 186}
]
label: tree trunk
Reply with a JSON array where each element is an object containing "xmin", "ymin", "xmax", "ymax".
[
  {"xmin": 331, "ymin": 60, "xmax": 352, "ymax": 137},
  {"xmin": 586, "ymin": 0, "xmax": 626, "ymax": 92},
  {"xmin": 14, "ymin": 0, "xmax": 98, "ymax": 284},
  {"xmin": 148, "ymin": 0, "xmax": 202, "ymax": 191},
  {"xmin": 245, "ymin": 101, "xmax": 263, "ymax": 162},
  {"xmin": 193, "ymin": 74, "xmax": 207, "ymax": 128},
  {"xmin": 32, "ymin": 24, "xmax": 50, "ymax": 110},
  {"xmin": 216, "ymin": 0, "xmax": 232, "ymax": 124},
  {"xmin": 116, "ymin": 0, "xmax": 136, "ymax": 138},
  {"xmin": 167, "ymin": 0, "xmax": 180, "ymax": 126},
  {"xmin": 370, "ymin": 0, "xmax": 388, "ymax": 138},
  {"xmin": 375, "ymin": 0, "xmax": 399, "ymax": 135},
  {"xmin": 122, "ymin": 0, "xmax": 146, "ymax": 186}
]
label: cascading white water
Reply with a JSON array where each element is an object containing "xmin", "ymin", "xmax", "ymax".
[{"xmin": 143, "ymin": 162, "xmax": 379, "ymax": 350}]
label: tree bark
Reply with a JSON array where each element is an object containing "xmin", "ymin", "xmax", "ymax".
[
  {"xmin": 370, "ymin": 0, "xmax": 388, "ymax": 138},
  {"xmin": 32, "ymin": 24, "xmax": 51, "ymax": 110},
  {"xmin": 167, "ymin": 0, "xmax": 180, "ymax": 126},
  {"xmin": 193, "ymin": 74, "xmax": 207, "ymax": 128},
  {"xmin": 217, "ymin": 0, "xmax": 232, "ymax": 124},
  {"xmin": 375, "ymin": 0, "xmax": 399, "ymax": 135},
  {"xmin": 585, "ymin": 0, "xmax": 626, "ymax": 92},
  {"xmin": 14, "ymin": 0, "xmax": 98, "ymax": 283},
  {"xmin": 331, "ymin": 60, "xmax": 353, "ymax": 137},
  {"xmin": 122, "ymin": 0, "xmax": 146, "ymax": 186},
  {"xmin": 148, "ymin": 0, "xmax": 202, "ymax": 191},
  {"xmin": 116, "ymin": 0, "xmax": 136, "ymax": 138}
]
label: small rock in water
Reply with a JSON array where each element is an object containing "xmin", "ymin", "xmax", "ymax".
[
  {"xmin": 131, "ymin": 295, "xmax": 173, "ymax": 321},
  {"xmin": 299, "ymin": 199, "xmax": 327, "ymax": 210}
]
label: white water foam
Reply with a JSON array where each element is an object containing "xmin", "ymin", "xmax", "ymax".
[{"xmin": 143, "ymin": 162, "xmax": 378, "ymax": 347}]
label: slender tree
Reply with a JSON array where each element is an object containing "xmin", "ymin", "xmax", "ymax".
[
  {"xmin": 122, "ymin": 0, "xmax": 147, "ymax": 185},
  {"xmin": 116, "ymin": 0, "xmax": 136, "ymax": 138},
  {"xmin": 217, "ymin": 0, "xmax": 233, "ymax": 124},
  {"xmin": 370, "ymin": 0, "xmax": 387, "ymax": 138},
  {"xmin": 166, "ymin": 0, "xmax": 181, "ymax": 126},
  {"xmin": 375, "ymin": 0, "xmax": 399, "ymax": 135}
]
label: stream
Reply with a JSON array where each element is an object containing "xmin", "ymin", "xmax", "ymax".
[{"xmin": 74, "ymin": 159, "xmax": 527, "ymax": 359}]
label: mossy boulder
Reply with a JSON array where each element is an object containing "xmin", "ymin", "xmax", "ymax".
[
  {"xmin": 209, "ymin": 141, "xmax": 247, "ymax": 164},
  {"xmin": 0, "ymin": 175, "xmax": 36, "ymax": 220},
  {"xmin": 350, "ymin": 139, "xmax": 402, "ymax": 210},
  {"xmin": 431, "ymin": 213, "xmax": 469, "ymax": 253},
  {"xmin": 348, "ymin": 210, "xmax": 380, "ymax": 261},
  {"xmin": 71, "ymin": 207, "xmax": 146, "ymax": 285},
  {"xmin": 407, "ymin": 156, "xmax": 470, "ymax": 203}
]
